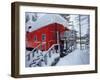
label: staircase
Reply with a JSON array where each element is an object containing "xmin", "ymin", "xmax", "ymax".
[{"xmin": 25, "ymin": 44, "xmax": 60, "ymax": 67}]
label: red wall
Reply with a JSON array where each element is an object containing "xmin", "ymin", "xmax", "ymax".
[{"xmin": 26, "ymin": 23, "xmax": 69, "ymax": 51}]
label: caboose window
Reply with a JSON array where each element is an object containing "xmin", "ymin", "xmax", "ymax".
[
  {"xmin": 42, "ymin": 34, "xmax": 46, "ymax": 41},
  {"xmin": 34, "ymin": 35, "xmax": 37, "ymax": 41}
]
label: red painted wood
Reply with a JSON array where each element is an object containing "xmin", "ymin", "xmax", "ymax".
[{"xmin": 26, "ymin": 23, "xmax": 69, "ymax": 51}]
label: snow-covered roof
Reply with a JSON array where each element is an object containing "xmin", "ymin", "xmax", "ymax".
[{"xmin": 26, "ymin": 13, "xmax": 68, "ymax": 32}]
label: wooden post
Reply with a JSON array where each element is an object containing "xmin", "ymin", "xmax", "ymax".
[{"xmin": 57, "ymin": 31, "xmax": 60, "ymax": 53}]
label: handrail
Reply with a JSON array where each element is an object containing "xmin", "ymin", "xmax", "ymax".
[
  {"xmin": 29, "ymin": 43, "xmax": 60, "ymax": 67},
  {"xmin": 45, "ymin": 44, "xmax": 60, "ymax": 55},
  {"xmin": 44, "ymin": 44, "xmax": 60, "ymax": 66},
  {"xmin": 27, "ymin": 44, "xmax": 41, "ymax": 55},
  {"xmin": 47, "ymin": 44, "xmax": 59, "ymax": 52},
  {"xmin": 27, "ymin": 42, "xmax": 46, "ymax": 55}
]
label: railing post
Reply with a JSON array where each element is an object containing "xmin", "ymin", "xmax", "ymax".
[
  {"xmin": 44, "ymin": 54, "xmax": 47, "ymax": 65},
  {"xmin": 57, "ymin": 31, "xmax": 60, "ymax": 53},
  {"xmin": 49, "ymin": 50, "xmax": 51, "ymax": 57}
]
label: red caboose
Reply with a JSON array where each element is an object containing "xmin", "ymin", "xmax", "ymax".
[{"xmin": 26, "ymin": 13, "xmax": 69, "ymax": 51}]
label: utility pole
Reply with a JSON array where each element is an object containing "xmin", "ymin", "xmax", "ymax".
[
  {"xmin": 79, "ymin": 15, "xmax": 82, "ymax": 50},
  {"xmin": 87, "ymin": 16, "xmax": 90, "ymax": 47}
]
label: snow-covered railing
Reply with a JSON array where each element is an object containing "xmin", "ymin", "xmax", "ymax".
[
  {"xmin": 26, "ymin": 42, "xmax": 46, "ymax": 56},
  {"xmin": 28, "ymin": 43, "xmax": 41, "ymax": 55},
  {"xmin": 29, "ymin": 44, "xmax": 60, "ymax": 67},
  {"xmin": 60, "ymin": 30, "xmax": 77, "ymax": 40},
  {"xmin": 47, "ymin": 44, "xmax": 60, "ymax": 53},
  {"xmin": 26, "ymin": 43, "xmax": 45, "ymax": 67},
  {"xmin": 26, "ymin": 43, "xmax": 60, "ymax": 67},
  {"xmin": 43, "ymin": 44, "xmax": 60, "ymax": 66},
  {"xmin": 29, "ymin": 52, "xmax": 44, "ymax": 67}
]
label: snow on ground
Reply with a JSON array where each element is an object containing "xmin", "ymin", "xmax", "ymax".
[
  {"xmin": 56, "ymin": 45, "xmax": 90, "ymax": 66},
  {"xmin": 25, "ymin": 44, "xmax": 90, "ymax": 67},
  {"xmin": 46, "ymin": 52, "xmax": 60, "ymax": 66}
]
